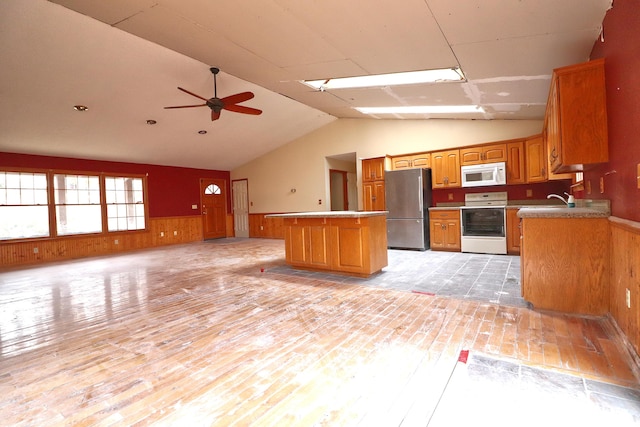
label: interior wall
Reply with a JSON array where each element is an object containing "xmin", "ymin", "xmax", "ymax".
[
  {"xmin": 231, "ymin": 118, "xmax": 543, "ymax": 213},
  {"xmin": 587, "ymin": 0, "xmax": 640, "ymax": 222}
]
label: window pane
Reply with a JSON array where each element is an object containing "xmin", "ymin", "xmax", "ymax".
[
  {"xmin": 56, "ymin": 205, "xmax": 102, "ymax": 235},
  {"xmin": 0, "ymin": 206, "xmax": 49, "ymax": 240},
  {"xmin": 21, "ymin": 189, "xmax": 35, "ymax": 205},
  {"xmin": 34, "ymin": 189, "xmax": 48, "ymax": 205},
  {"xmin": 106, "ymin": 176, "xmax": 146, "ymax": 232},
  {"xmin": 7, "ymin": 188, "xmax": 20, "ymax": 204}
]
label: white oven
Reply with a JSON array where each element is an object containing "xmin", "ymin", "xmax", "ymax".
[
  {"xmin": 460, "ymin": 192, "xmax": 507, "ymax": 255},
  {"xmin": 461, "ymin": 162, "xmax": 506, "ymax": 188}
]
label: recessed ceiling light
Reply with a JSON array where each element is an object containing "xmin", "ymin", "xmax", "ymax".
[
  {"xmin": 73, "ymin": 105, "xmax": 88, "ymax": 112},
  {"xmin": 146, "ymin": 119, "xmax": 157, "ymax": 125},
  {"xmin": 198, "ymin": 130, "xmax": 207, "ymax": 135},
  {"xmin": 301, "ymin": 67, "xmax": 465, "ymax": 91},
  {"xmin": 354, "ymin": 105, "xmax": 485, "ymax": 115}
]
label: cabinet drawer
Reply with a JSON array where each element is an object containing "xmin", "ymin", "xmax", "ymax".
[{"xmin": 429, "ymin": 210, "xmax": 460, "ymax": 220}]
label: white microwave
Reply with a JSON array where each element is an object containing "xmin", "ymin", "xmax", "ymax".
[{"xmin": 461, "ymin": 162, "xmax": 507, "ymax": 187}]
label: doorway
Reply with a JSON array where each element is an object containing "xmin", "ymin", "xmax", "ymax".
[
  {"xmin": 330, "ymin": 169, "xmax": 349, "ymax": 211},
  {"xmin": 232, "ymin": 179, "xmax": 249, "ymax": 238},
  {"xmin": 200, "ymin": 178, "xmax": 227, "ymax": 240}
]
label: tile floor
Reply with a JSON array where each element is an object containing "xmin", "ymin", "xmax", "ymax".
[{"xmin": 268, "ymin": 248, "xmax": 526, "ymax": 307}]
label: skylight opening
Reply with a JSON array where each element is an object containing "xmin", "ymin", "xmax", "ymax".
[
  {"xmin": 301, "ymin": 67, "xmax": 465, "ymax": 91},
  {"xmin": 354, "ymin": 105, "xmax": 485, "ymax": 115}
]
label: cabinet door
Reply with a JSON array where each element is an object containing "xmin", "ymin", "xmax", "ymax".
[
  {"xmin": 411, "ymin": 153, "xmax": 430, "ymax": 168},
  {"xmin": 483, "ymin": 143, "xmax": 507, "ymax": 163},
  {"xmin": 506, "ymin": 209, "xmax": 521, "ymax": 255},
  {"xmin": 444, "ymin": 220, "xmax": 461, "ymax": 251},
  {"xmin": 391, "ymin": 156, "xmax": 413, "ymax": 170},
  {"xmin": 362, "ymin": 182, "xmax": 374, "ymax": 211},
  {"xmin": 444, "ymin": 150, "xmax": 461, "ymax": 187},
  {"xmin": 431, "ymin": 150, "xmax": 460, "ymax": 188},
  {"xmin": 459, "ymin": 148, "xmax": 483, "ymax": 165},
  {"xmin": 525, "ymin": 135, "xmax": 547, "ymax": 183},
  {"xmin": 507, "ymin": 141, "xmax": 525, "ymax": 184},
  {"xmin": 431, "ymin": 152, "xmax": 447, "ymax": 188},
  {"xmin": 363, "ymin": 157, "xmax": 385, "ymax": 181},
  {"xmin": 372, "ymin": 181, "xmax": 386, "ymax": 211},
  {"xmin": 429, "ymin": 220, "xmax": 445, "ymax": 249}
]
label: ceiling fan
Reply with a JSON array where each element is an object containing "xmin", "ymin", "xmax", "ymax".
[{"xmin": 164, "ymin": 67, "xmax": 262, "ymax": 121}]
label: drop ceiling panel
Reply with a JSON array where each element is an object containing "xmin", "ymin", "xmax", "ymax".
[
  {"xmin": 428, "ymin": 0, "xmax": 611, "ymax": 44},
  {"xmin": 276, "ymin": 0, "xmax": 458, "ymax": 75},
  {"xmin": 49, "ymin": 0, "xmax": 156, "ymax": 25}
]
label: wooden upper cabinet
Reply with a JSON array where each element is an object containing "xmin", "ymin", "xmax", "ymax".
[
  {"xmin": 362, "ymin": 157, "xmax": 385, "ymax": 182},
  {"xmin": 506, "ymin": 140, "xmax": 525, "ymax": 185},
  {"xmin": 460, "ymin": 143, "xmax": 507, "ymax": 166},
  {"xmin": 544, "ymin": 58, "xmax": 608, "ymax": 173},
  {"xmin": 525, "ymin": 135, "xmax": 547, "ymax": 183},
  {"xmin": 431, "ymin": 150, "xmax": 460, "ymax": 188},
  {"xmin": 390, "ymin": 153, "xmax": 430, "ymax": 170}
]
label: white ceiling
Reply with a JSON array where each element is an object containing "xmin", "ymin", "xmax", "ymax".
[{"xmin": 0, "ymin": 0, "xmax": 612, "ymax": 170}]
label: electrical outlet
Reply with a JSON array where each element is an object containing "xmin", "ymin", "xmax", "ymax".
[
  {"xmin": 33, "ymin": 247, "xmax": 39, "ymax": 254},
  {"xmin": 192, "ymin": 204, "xmax": 198, "ymax": 210},
  {"xmin": 114, "ymin": 239, "xmax": 118, "ymax": 245},
  {"xmin": 626, "ymin": 288, "xmax": 631, "ymax": 309},
  {"xmin": 526, "ymin": 189, "xmax": 533, "ymax": 197},
  {"xmin": 173, "ymin": 231, "xmax": 178, "ymax": 236},
  {"xmin": 448, "ymin": 193, "xmax": 454, "ymax": 201},
  {"xmin": 260, "ymin": 225, "xmax": 264, "ymax": 230},
  {"xmin": 160, "ymin": 231, "xmax": 164, "ymax": 237},
  {"xmin": 637, "ymin": 163, "xmax": 640, "ymax": 189},
  {"xmin": 586, "ymin": 180, "xmax": 592, "ymax": 195},
  {"xmin": 599, "ymin": 177, "xmax": 605, "ymax": 193}
]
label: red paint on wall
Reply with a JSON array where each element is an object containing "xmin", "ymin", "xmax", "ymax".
[
  {"xmin": 587, "ymin": 0, "xmax": 640, "ymax": 222},
  {"xmin": 431, "ymin": 181, "xmax": 571, "ymax": 206},
  {"xmin": 0, "ymin": 152, "xmax": 230, "ymax": 218}
]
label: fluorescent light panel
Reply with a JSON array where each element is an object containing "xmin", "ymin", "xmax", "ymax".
[
  {"xmin": 355, "ymin": 105, "xmax": 485, "ymax": 115},
  {"xmin": 302, "ymin": 67, "xmax": 464, "ymax": 90}
]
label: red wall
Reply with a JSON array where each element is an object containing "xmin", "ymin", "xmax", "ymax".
[
  {"xmin": 431, "ymin": 181, "xmax": 571, "ymax": 206},
  {"xmin": 586, "ymin": 0, "xmax": 640, "ymax": 222},
  {"xmin": 0, "ymin": 152, "xmax": 230, "ymax": 218}
]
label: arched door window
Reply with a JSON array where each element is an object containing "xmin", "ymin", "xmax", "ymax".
[{"xmin": 204, "ymin": 184, "xmax": 221, "ymax": 195}]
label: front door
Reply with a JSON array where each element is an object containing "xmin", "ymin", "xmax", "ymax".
[{"xmin": 200, "ymin": 178, "xmax": 227, "ymax": 239}]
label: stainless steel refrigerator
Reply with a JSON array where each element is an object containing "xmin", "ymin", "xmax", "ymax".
[{"xmin": 384, "ymin": 168, "xmax": 432, "ymax": 250}]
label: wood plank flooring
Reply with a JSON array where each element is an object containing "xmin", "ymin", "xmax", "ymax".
[{"xmin": 0, "ymin": 239, "xmax": 637, "ymax": 426}]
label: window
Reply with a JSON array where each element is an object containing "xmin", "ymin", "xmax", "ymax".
[
  {"xmin": 0, "ymin": 171, "xmax": 49, "ymax": 240},
  {"xmin": 1, "ymin": 169, "xmax": 148, "ymax": 241},
  {"xmin": 205, "ymin": 184, "xmax": 221, "ymax": 195},
  {"xmin": 106, "ymin": 177, "xmax": 145, "ymax": 231},
  {"xmin": 54, "ymin": 174, "xmax": 102, "ymax": 236}
]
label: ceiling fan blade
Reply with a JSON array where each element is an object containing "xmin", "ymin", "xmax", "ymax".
[
  {"xmin": 223, "ymin": 104, "xmax": 263, "ymax": 115},
  {"xmin": 177, "ymin": 87, "xmax": 209, "ymax": 102},
  {"xmin": 221, "ymin": 91, "xmax": 254, "ymax": 105},
  {"xmin": 211, "ymin": 110, "xmax": 221, "ymax": 121},
  {"xmin": 164, "ymin": 104, "xmax": 207, "ymax": 109}
]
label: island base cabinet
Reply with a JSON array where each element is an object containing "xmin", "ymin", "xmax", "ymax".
[
  {"xmin": 283, "ymin": 215, "xmax": 388, "ymax": 276},
  {"xmin": 520, "ymin": 217, "xmax": 609, "ymax": 315}
]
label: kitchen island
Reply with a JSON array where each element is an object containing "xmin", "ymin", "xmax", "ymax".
[{"xmin": 267, "ymin": 211, "xmax": 388, "ymax": 277}]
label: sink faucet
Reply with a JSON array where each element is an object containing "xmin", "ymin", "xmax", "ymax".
[
  {"xmin": 547, "ymin": 192, "xmax": 575, "ymax": 207},
  {"xmin": 547, "ymin": 193, "xmax": 568, "ymax": 204}
]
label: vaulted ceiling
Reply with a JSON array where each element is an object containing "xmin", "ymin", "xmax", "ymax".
[{"xmin": 0, "ymin": 0, "xmax": 612, "ymax": 170}]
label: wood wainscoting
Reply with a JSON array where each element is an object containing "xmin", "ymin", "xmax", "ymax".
[
  {"xmin": 609, "ymin": 217, "xmax": 640, "ymax": 361},
  {"xmin": 0, "ymin": 215, "xmax": 203, "ymax": 268},
  {"xmin": 249, "ymin": 213, "xmax": 285, "ymax": 239}
]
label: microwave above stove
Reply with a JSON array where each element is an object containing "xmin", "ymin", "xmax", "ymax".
[{"xmin": 461, "ymin": 162, "xmax": 506, "ymax": 188}]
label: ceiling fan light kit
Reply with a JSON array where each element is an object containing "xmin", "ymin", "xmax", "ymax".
[{"xmin": 164, "ymin": 67, "xmax": 262, "ymax": 122}]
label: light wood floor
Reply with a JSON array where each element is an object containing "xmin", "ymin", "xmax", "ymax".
[{"xmin": 0, "ymin": 239, "xmax": 637, "ymax": 426}]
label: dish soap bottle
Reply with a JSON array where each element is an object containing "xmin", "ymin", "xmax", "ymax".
[{"xmin": 567, "ymin": 194, "xmax": 575, "ymax": 208}]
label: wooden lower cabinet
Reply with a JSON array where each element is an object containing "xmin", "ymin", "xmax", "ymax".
[
  {"xmin": 283, "ymin": 214, "xmax": 388, "ymax": 276},
  {"xmin": 429, "ymin": 210, "xmax": 461, "ymax": 251},
  {"xmin": 506, "ymin": 208, "xmax": 521, "ymax": 255},
  {"xmin": 520, "ymin": 217, "xmax": 609, "ymax": 315}
]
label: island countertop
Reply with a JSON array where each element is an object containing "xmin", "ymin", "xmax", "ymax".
[{"xmin": 266, "ymin": 211, "xmax": 387, "ymax": 219}]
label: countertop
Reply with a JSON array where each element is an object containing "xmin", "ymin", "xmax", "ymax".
[
  {"xmin": 266, "ymin": 211, "xmax": 387, "ymax": 218},
  {"xmin": 517, "ymin": 207, "xmax": 610, "ymax": 219}
]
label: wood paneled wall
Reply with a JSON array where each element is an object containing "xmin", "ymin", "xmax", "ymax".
[
  {"xmin": 609, "ymin": 218, "xmax": 640, "ymax": 357},
  {"xmin": 1, "ymin": 216, "xmax": 203, "ymax": 268},
  {"xmin": 249, "ymin": 214, "xmax": 285, "ymax": 239}
]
